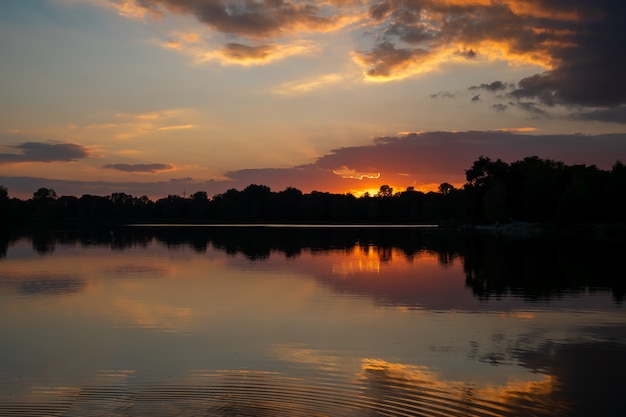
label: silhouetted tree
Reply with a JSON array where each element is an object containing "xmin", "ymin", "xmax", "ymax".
[
  {"xmin": 33, "ymin": 187, "xmax": 57, "ymax": 200},
  {"xmin": 438, "ymin": 182, "xmax": 455, "ymax": 195},
  {"xmin": 275, "ymin": 187, "xmax": 302, "ymax": 221},
  {"xmin": 605, "ymin": 161, "xmax": 626, "ymax": 223},
  {"xmin": 376, "ymin": 184, "xmax": 393, "ymax": 197},
  {"xmin": 192, "ymin": 191, "xmax": 208, "ymax": 201}
]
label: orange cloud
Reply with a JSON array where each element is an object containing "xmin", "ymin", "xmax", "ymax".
[
  {"xmin": 158, "ymin": 124, "xmax": 194, "ymax": 131},
  {"xmin": 273, "ymin": 73, "xmax": 348, "ymax": 95},
  {"xmin": 94, "ymin": 0, "xmax": 162, "ymax": 20},
  {"xmin": 161, "ymin": 33, "xmax": 318, "ymax": 65},
  {"xmin": 504, "ymin": 0, "xmax": 587, "ymax": 21},
  {"xmin": 214, "ymin": 41, "xmax": 317, "ymax": 65}
]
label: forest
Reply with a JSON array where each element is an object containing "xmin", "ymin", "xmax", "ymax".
[{"xmin": 1, "ymin": 156, "xmax": 625, "ymax": 229}]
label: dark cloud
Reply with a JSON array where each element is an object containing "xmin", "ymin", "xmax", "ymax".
[
  {"xmin": 135, "ymin": 0, "xmax": 339, "ymax": 39},
  {"xmin": 356, "ymin": 41, "xmax": 427, "ymax": 78},
  {"xmin": 357, "ymin": 0, "xmax": 626, "ymax": 108},
  {"xmin": 169, "ymin": 177, "xmax": 193, "ymax": 184},
  {"xmin": 220, "ymin": 42, "xmax": 275, "ymax": 61},
  {"xmin": 511, "ymin": 1, "xmax": 626, "ymax": 107},
  {"xmin": 455, "ymin": 49, "xmax": 477, "ymax": 59},
  {"xmin": 103, "ymin": 163, "xmax": 174, "ymax": 172},
  {"xmin": 0, "ymin": 142, "xmax": 90, "ymax": 164},
  {"xmin": 510, "ymin": 101, "xmax": 549, "ymax": 117},
  {"xmin": 491, "ymin": 104, "xmax": 508, "ymax": 112},
  {"xmin": 430, "ymin": 91, "xmax": 457, "ymax": 99},
  {"xmin": 471, "ymin": 94, "xmax": 481, "ymax": 102},
  {"xmin": 569, "ymin": 106, "xmax": 626, "ymax": 124},
  {"xmin": 368, "ymin": 1, "xmax": 391, "ymax": 21},
  {"xmin": 469, "ymin": 81, "xmax": 509, "ymax": 92}
]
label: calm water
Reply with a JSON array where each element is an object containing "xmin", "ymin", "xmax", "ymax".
[{"xmin": 0, "ymin": 226, "xmax": 624, "ymax": 417}]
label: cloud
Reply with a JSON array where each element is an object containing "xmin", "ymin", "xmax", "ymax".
[
  {"xmin": 354, "ymin": 41, "xmax": 430, "ymax": 80},
  {"xmin": 354, "ymin": 0, "xmax": 626, "ymax": 108},
  {"xmin": 157, "ymin": 124, "xmax": 194, "ymax": 131},
  {"xmin": 273, "ymin": 73, "xmax": 347, "ymax": 95},
  {"xmin": 332, "ymin": 166, "xmax": 380, "ymax": 180},
  {"xmin": 214, "ymin": 40, "xmax": 316, "ymax": 65},
  {"xmin": 103, "ymin": 163, "xmax": 174, "ymax": 172},
  {"xmin": 105, "ymin": 109, "xmax": 195, "ymax": 139},
  {"xmin": 355, "ymin": 1, "xmax": 557, "ymax": 81},
  {"xmin": 0, "ymin": 142, "xmax": 91, "ymax": 164},
  {"xmin": 508, "ymin": 1, "xmax": 626, "ymax": 107},
  {"xmin": 455, "ymin": 49, "xmax": 477, "ymax": 59},
  {"xmin": 221, "ymin": 42, "xmax": 275, "ymax": 61},
  {"xmin": 160, "ymin": 32, "xmax": 317, "ymax": 65},
  {"xmin": 107, "ymin": 0, "xmax": 355, "ymax": 39},
  {"xmin": 569, "ymin": 106, "xmax": 626, "ymax": 124},
  {"xmin": 469, "ymin": 81, "xmax": 510, "ymax": 92},
  {"xmin": 491, "ymin": 103, "xmax": 508, "ymax": 112},
  {"xmin": 510, "ymin": 101, "xmax": 549, "ymax": 117},
  {"xmin": 430, "ymin": 91, "xmax": 457, "ymax": 99}
]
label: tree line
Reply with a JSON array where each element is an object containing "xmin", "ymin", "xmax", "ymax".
[{"xmin": 1, "ymin": 156, "xmax": 624, "ymax": 228}]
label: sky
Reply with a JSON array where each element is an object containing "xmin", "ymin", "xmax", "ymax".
[{"xmin": 1, "ymin": 0, "xmax": 625, "ymax": 199}]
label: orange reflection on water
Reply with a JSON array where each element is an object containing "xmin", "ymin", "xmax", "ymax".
[
  {"xmin": 332, "ymin": 245, "xmax": 382, "ymax": 275},
  {"xmin": 331, "ymin": 245, "xmax": 447, "ymax": 277},
  {"xmin": 360, "ymin": 358, "xmax": 567, "ymax": 416}
]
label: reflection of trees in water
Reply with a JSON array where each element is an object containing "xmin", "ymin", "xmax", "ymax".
[
  {"xmin": 3, "ymin": 227, "xmax": 624, "ymax": 301},
  {"xmin": 0, "ymin": 237, "xmax": 8, "ymax": 259},
  {"xmin": 31, "ymin": 232, "xmax": 56, "ymax": 254},
  {"xmin": 463, "ymin": 232, "xmax": 625, "ymax": 302},
  {"xmin": 144, "ymin": 227, "xmax": 465, "ymax": 262},
  {"xmin": 516, "ymin": 340, "xmax": 626, "ymax": 417}
]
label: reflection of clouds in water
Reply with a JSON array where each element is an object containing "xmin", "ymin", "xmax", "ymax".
[
  {"xmin": 20, "ymin": 279, "xmax": 85, "ymax": 296},
  {"xmin": 269, "ymin": 343, "xmax": 344, "ymax": 371},
  {"xmin": 102, "ymin": 264, "xmax": 169, "ymax": 277},
  {"xmin": 360, "ymin": 358, "xmax": 567, "ymax": 416},
  {"xmin": 112, "ymin": 297, "xmax": 192, "ymax": 333},
  {"xmin": 0, "ymin": 271, "xmax": 85, "ymax": 296}
]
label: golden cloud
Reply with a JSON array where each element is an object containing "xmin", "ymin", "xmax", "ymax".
[
  {"xmin": 274, "ymin": 73, "xmax": 347, "ymax": 95},
  {"xmin": 333, "ymin": 166, "xmax": 380, "ymax": 180}
]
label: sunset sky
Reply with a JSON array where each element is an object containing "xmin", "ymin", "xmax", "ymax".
[{"xmin": 1, "ymin": 0, "xmax": 625, "ymax": 199}]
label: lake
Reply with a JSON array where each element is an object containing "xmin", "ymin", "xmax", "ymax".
[{"xmin": 1, "ymin": 226, "xmax": 624, "ymax": 416}]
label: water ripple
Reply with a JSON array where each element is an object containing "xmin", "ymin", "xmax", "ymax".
[{"xmin": 0, "ymin": 368, "xmax": 565, "ymax": 417}]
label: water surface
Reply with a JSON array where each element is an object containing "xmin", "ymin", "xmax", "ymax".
[{"xmin": 0, "ymin": 227, "xmax": 624, "ymax": 416}]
